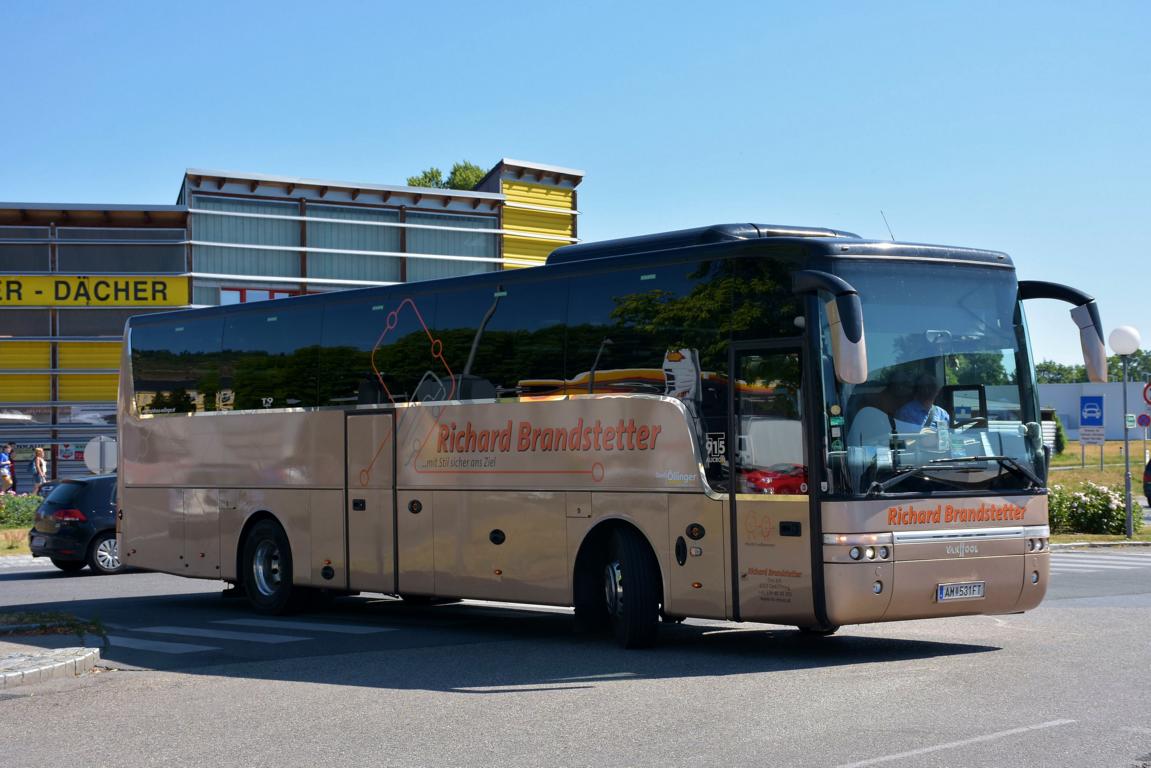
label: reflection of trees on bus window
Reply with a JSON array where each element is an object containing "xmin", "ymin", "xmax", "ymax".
[
  {"xmin": 221, "ymin": 303, "xmax": 322, "ymax": 411},
  {"xmin": 433, "ymin": 278, "xmax": 569, "ymax": 400},
  {"xmin": 319, "ymin": 294, "xmax": 440, "ymax": 406},
  {"xmin": 146, "ymin": 389, "xmax": 196, "ymax": 413},
  {"xmin": 130, "ymin": 315, "xmax": 224, "ymax": 414}
]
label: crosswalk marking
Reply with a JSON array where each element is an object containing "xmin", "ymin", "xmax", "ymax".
[
  {"xmin": 105, "ymin": 635, "xmax": 220, "ymax": 654},
  {"xmin": 0, "ymin": 555, "xmax": 53, "ymax": 569},
  {"xmin": 1051, "ymin": 551, "xmax": 1151, "ymax": 574},
  {"xmin": 136, "ymin": 626, "xmax": 309, "ymax": 644},
  {"xmin": 1057, "ymin": 553, "xmax": 1151, "ymax": 562},
  {"xmin": 213, "ymin": 618, "xmax": 396, "ymax": 635},
  {"xmin": 1051, "ymin": 562, "xmax": 1137, "ymax": 571}
]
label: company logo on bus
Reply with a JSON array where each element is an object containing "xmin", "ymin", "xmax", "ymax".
[
  {"xmin": 435, "ymin": 418, "xmax": 662, "ymax": 455},
  {"xmin": 887, "ymin": 502, "xmax": 1026, "ymax": 527}
]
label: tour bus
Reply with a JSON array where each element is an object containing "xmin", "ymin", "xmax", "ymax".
[{"xmin": 117, "ymin": 223, "xmax": 1108, "ymax": 647}]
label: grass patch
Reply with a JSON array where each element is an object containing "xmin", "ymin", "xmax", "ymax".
[
  {"xmin": 1051, "ymin": 466, "xmax": 1138, "ymax": 490},
  {"xmin": 1, "ymin": 526, "xmax": 30, "ymax": 556},
  {"xmin": 1051, "ymin": 439, "xmax": 1150, "ymax": 468},
  {"xmin": 0, "ymin": 610, "xmax": 107, "ymax": 643}
]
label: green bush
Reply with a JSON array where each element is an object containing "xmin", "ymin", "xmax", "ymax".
[
  {"xmin": 1048, "ymin": 485, "xmax": 1072, "ymax": 533},
  {"xmin": 1049, "ymin": 482, "xmax": 1142, "ymax": 535},
  {"xmin": 0, "ymin": 494, "xmax": 42, "ymax": 528},
  {"xmin": 1053, "ymin": 414, "xmax": 1067, "ymax": 455}
]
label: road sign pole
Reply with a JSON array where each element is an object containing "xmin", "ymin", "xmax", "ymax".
[{"xmin": 1123, "ymin": 355, "xmax": 1133, "ymax": 539}]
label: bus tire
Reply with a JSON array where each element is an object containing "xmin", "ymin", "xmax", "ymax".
[
  {"xmin": 242, "ymin": 519, "xmax": 300, "ymax": 615},
  {"xmin": 603, "ymin": 528, "xmax": 660, "ymax": 649},
  {"xmin": 798, "ymin": 625, "xmax": 839, "ymax": 637}
]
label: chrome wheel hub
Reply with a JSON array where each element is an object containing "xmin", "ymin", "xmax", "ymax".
[{"xmin": 252, "ymin": 540, "xmax": 282, "ymax": 597}]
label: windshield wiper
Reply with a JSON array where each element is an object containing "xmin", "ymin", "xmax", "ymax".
[
  {"xmin": 866, "ymin": 458, "xmax": 979, "ymax": 496},
  {"xmin": 943, "ymin": 455, "xmax": 1043, "ymax": 489},
  {"xmin": 866, "ymin": 455, "xmax": 1043, "ymax": 496}
]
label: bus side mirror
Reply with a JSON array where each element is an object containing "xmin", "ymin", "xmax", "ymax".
[
  {"xmin": 792, "ymin": 270, "xmax": 869, "ymax": 385},
  {"xmin": 1071, "ymin": 304, "xmax": 1108, "ymax": 384},
  {"xmin": 824, "ymin": 295, "xmax": 869, "ymax": 384},
  {"xmin": 1018, "ymin": 280, "xmax": 1108, "ymax": 383}
]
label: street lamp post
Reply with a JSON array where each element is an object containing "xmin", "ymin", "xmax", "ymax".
[{"xmin": 1109, "ymin": 325, "xmax": 1143, "ymax": 538}]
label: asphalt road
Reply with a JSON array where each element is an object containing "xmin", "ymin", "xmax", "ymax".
[{"xmin": 1, "ymin": 552, "xmax": 1150, "ymax": 768}]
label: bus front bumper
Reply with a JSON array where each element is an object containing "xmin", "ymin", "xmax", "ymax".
[{"xmin": 821, "ymin": 529, "xmax": 1050, "ymax": 626}]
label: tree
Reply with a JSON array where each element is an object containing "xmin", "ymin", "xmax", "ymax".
[
  {"xmin": 406, "ymin": 161, "xmax": 485, "ymax": 191},
  {"xmin": 1035, "ymin": 349, "xmax": 1149, "ymax": 384},
  {"xmin": 406, "ymin": 167, "xmax": 445, "ymax": 189},
  {"xmin": 1107, "ymin": 348, "xmax": 1150, "ymax": 382},
  {"xmin": 445, "ymin": 161, "xmax": 486, "ymax": 190},
  {"xmin": 1035, "ymin": 360, "xmax": 1086, "ymax": 384},
  {"xmin": 1053, "ymin": 412, "xmax": 1067, "ymax": 454}
]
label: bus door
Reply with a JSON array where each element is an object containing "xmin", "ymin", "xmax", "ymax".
[
  {"xmin": 345, "ymin": 411, "xmax": 396, "ymax": 593},
  {"xmin": 730, "ymin": 343, "xmax": 816, "ymax": 624}
]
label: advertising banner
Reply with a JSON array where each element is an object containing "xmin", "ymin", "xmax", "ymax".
[{"xmin": 0, "ymin": 276, "xmax": 188, "ymax": 307}]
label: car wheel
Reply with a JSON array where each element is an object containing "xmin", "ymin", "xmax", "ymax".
[
  {"xmin": 50, "ymin": 558, "xmax": 86, "ymax": 573},
  {"xmin": 242, "ymin": 519, "xmax": 300, "ymax": 615},
  {"xmin": 602, "ymin": 528, "xmax": 661, "ymax": 649},
  {"xmin": 87, "ymin": 532, "xmax": 123, "ymax": 574}
]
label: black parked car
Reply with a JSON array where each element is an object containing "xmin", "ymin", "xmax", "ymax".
[
  {"xmin": 28, "ymin": 474, "xmax": 122, "ymax": 574},
  {"xmin": 1144, "ymin": 458, "xmax": 1150, "ymax": 505}
]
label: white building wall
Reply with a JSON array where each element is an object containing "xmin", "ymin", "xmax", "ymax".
[{"xmin": 1039, "ymin": 382, "xmax": 1151, "ymax": 440}]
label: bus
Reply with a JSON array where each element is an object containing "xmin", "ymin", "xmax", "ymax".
[{"xmin": 117, "ymin": 223, "xmax": 1108, "ymax": 647}]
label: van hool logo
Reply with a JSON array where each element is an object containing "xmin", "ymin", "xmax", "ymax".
[
  {"xmin": 887, "ymin": 502, "xmax": 1026, "ymax": 526},
  {"xmin": 436, "ymin": 418, "xmax": 663, "ymax": 454}
]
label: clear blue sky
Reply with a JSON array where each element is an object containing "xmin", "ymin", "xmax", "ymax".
[{"xmin": 2, "ymin": 1, "xmax": 1147, "ymax": 365}]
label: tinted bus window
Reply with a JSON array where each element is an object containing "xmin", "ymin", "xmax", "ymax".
[
  {"xmin": 731, "ymin": 255, "xmax": 803, "ymax": 340},
  {"xmin": 567, "ymin": 260, "xmax": 726, "ymax": 392},
  {"xmin": 221, "ymin": 303, "xmax": 322, "ymax": 410},
  {"xmin": 567, "ymin": 259, "xmax": 728, "ymax": 482},
  {"xmin": 131, "ymin": 314, "xmax": 224, "ymax": 414},
  {"xmin": 433, "ymin": 278, "xmax": 569, "ymax": 400},
  {"xmin": 319, "ymin": 291, "xmax": 440, "ymax": 406}
]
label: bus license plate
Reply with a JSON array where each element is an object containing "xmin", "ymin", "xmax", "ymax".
[{"xmin": 937, "ymin": 581, "xmax": 985, "ymax": 602}]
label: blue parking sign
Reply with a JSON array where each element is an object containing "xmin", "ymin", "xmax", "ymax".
[{"xmin": 1080, "ymin": 396, "xmax": 1104, "ymax": 427}]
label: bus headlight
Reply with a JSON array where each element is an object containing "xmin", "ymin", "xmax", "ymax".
[
  {"xmin": 864, "ymin": 546, "xmax": 876, "ymax": 560},
  {"xmin": 849, "ymin": 546, "xmax": 862, "ymax": 560}
]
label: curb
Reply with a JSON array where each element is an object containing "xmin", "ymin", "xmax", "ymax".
[{"xmin": 0, "ymin": 646, "xmax": 100, "ymax": 690}]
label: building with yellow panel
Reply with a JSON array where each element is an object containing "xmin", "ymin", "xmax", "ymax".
[{"xmin": 0, "ymin": 159, "xmax": 583, "ymax": 482}]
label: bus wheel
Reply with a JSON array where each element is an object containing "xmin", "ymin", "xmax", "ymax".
[
  {"xmin": 602, "ymin": 528, "xmax": 660, "ymax": 649},
  {"xmin": 242, "ymin": 520, "xmax": 299, "ymax": 615},
  {"xmin": 797, "ymin": 625, "xmax": 840, "ymax": 637}
]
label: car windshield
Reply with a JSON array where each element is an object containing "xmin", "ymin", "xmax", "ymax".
[{"xmin": 821, "ymin": 260, "xmax": 1044, "ymax": 496}]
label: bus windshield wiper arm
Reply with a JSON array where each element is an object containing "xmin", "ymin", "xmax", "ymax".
[
  {"xmin": 866, "ymin": 458, "xmax": 974, "ymax": 496},
  {"xmin": 943, "ymin": 455, "xmax": 1043, "ymax": 488},
  {"xmin": 865, "ymin": 453, "xmax": 1037, "ymax": 496}
]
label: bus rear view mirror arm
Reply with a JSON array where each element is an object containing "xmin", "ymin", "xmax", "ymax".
[
  {"xmin": 792, "ymin": 270, "xmax": 868, "ymax": 384},
  {"xmin": 1018, "ymin": 280, "xmax": 1107, "ymax": 383}
]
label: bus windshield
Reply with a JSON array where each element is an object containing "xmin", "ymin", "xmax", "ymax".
[{"xmin": 823, "ymin": 261, "xmax": 1044, "ymax": 497}]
